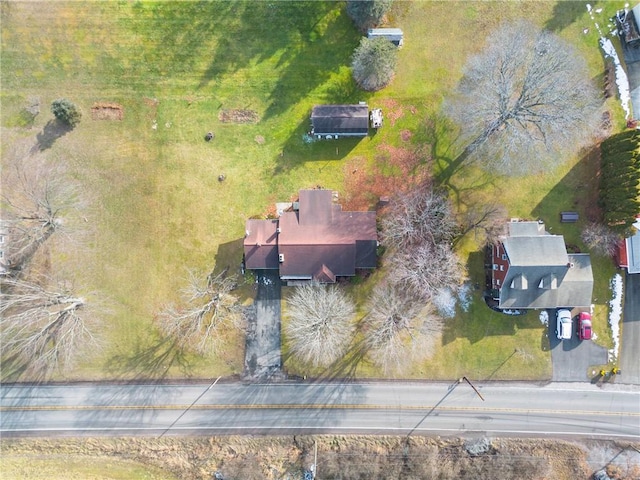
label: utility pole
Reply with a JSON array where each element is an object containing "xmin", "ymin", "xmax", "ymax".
[
  {"xmin": 312, "ymin": 440, "xmax": 318, "ymax": 479},
  {"xmin": 462, "ymin": 376, "xmax": 485, "ymax": 401}
]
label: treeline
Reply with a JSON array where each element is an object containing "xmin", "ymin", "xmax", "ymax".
[{"xmin": 599, "ymin": 129, "xmax": 640, "ymax": 235}]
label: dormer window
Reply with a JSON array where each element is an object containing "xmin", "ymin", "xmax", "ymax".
[{"xmin": 510, "ymin": 274, "xmax": 528, "ymax": 290}]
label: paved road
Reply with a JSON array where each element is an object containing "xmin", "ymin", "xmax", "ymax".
[
  {"xmin": 1, "ymin": 382, "xmax": 638, "ymax": 439},
  {"xmin": 620, "ymin": 272, "xmax": 640, "ymax": 384}
]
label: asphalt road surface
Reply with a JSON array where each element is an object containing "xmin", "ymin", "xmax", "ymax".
[
  {"xmin": 1, "ymin": 382, "xmax": 638, "ymax": 439},
  {"xmin": 621, "ymin": 272, "xmax": 640, "ymax": 385}
]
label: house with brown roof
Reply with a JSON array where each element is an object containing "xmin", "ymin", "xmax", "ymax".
[
  {"xmin": 490, "ymin": 220, "xmax": 593, "ymax": 309},
  {"xmin": 244, "ymin": 190, "xmax": 377, "ymax": 283}
]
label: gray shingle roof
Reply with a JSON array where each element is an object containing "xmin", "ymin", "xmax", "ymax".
[
  {"xmin": 503, "ymin": 235, "xmax": 568, "ymax": 266},
  {"xmin": 310, "ymin": 105, "xmax": 369, "ymax": 136},
  {"xmin": 498, "ymin": 222, "xmax": 593, "ymax": 309}
]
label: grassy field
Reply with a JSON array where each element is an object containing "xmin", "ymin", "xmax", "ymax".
[
  {"xmin": 4, "ymin": 436, "xmax": 636, "ymax": 480},
  {"xmin": 0, "ymin": 0, "xmax": 627, "ymax": 381},
  {"xmin": 1, "ymin": 454, "xmax": 176, "ymax": 480}
]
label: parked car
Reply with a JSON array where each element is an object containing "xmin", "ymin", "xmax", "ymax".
[
  {"xmin": 578, "ymin": 312, "xmax": 592, "ymax": 340},
  {"xmin": 556, "ymin": 309, "xmax": 573, "ymax": 340}
]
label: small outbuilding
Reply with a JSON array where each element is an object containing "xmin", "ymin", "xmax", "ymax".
[
  {"xmin": 560, "ymin": 211, "xmax": 579, "ymax": 223},
  {"xmin": 310, "ymin": 104, "xmax": 370, "ymax": 139},
  {"xmin": 367, "ymin": 28, "xmax": 404, "ymax": 47}
]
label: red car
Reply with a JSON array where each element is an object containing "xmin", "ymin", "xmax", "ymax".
[{"xmin": 578, "ymin": 312, "xmax": 592, "ymax": 340}]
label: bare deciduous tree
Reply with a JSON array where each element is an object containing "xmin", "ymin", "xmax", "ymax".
[
  {"xmin": 365, "ymin": 283, "xmax": 442, "ymax": 373},
  {"xmin": 157, "ymin": 269, "xmax": 242, "ymax": 355},
  {"xmin": 284, "ymin": 282, "xmax": 355, "ymax": 368},
  {"xmin": 581, "ymin": 222, "xmax": 621, "ymax": 257},
  {"xmin": 0, "ymin": 276, "xmax": 102, "ymax": 375},
  {"xmin": 380, "ymin": 185, "xmax": 458, "ymax": 252},
  {"xmin": 445, "ymin": 20, "xmax": 600, "ymax": 176},
  {"xmin": 380, "ymin": 185, "xmax": 464, "ymax": 302},
  {"xmin": 1, "ymin": 151, "xmax": 84, "ymax": 276},
  {"xmin": 390, "ymin": 242, "xmax": 464, "ymax": 302}
]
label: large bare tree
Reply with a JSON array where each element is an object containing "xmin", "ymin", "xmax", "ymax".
[
  {"xmin": 380, "ymin": 185, "xmax": 458, "ymax": 251},
  {"xmin": 380, "ymin": 185, "xmax": 463, "ymax": 302},
  {"xmin": 284, "ymin": 282, "xmax": 355, "ymax": 368},
  {"xmin": 1, "ymin": 150, "xmax": 84, "ymax": 276},
  {"xmin": 445, "ymin": 21, "xmax": 600, "ymax": 176},
  {"xmin": 157, "ymin": 269, "xmax": 243, "ymax": 355},
  {"xmin": 0, "ymin": 276, "xmax": 102, "ymax": 375},
  {"xmin": 390, "ymin": 242, "xmax": 464, "ymax": 302},
  {"xmin": 364, "ymin": 283, "xmax": 442, "ymax": 374}
]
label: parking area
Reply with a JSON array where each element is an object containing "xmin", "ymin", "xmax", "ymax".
[{"xmin": 549, "ymin": 308, "xmax": 608, "ymax": 382}]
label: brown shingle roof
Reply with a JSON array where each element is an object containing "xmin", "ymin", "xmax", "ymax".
[
  {"xmin": 243, "ymin": 219, "xmax": 279, "ymax": 269},
  {"xmin": 243, "ymin": 190, "xmax": 377, "ymax": 281}
]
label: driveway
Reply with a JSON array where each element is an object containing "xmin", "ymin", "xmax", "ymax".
[
  {"xmin": 620, "ymin": 272, "xmax": 640, "ymax": 384},
  {"xmin": 243, "ymin": 271, "xmax": 282, "ymax": 379},
  {"xmin": 620, "ymin": 33, "xmax": 640, "ymax": 121},
  {"xmin": 549, "ymin": 309, "xmax": 608, "ymax": 382}
]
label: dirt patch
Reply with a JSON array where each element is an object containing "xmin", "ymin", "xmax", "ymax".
[
  {"xmin": 218, "ymin": 109, "xmax": 259, "ymax": 124},
  {"xmin": 254, "ymin": 135, "xmax": 265, "ymax": 144},
  {"xmin": 90, "ymin": 102, "xmax": 123, "ymax": 121}
]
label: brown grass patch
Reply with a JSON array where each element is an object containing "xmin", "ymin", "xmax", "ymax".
[
  {"xmin": 218, "ymin": 109, "xmax": 259, "ymax": 124},
  {"xmin": 400, "ymin": 129, "xmax": 412, "ymax": 142},
  {"xmin": 342, "ymin": 144, "xmax": 431, "ymax": 210},
  {"xmin": 90, "ymin": 102, "xmax": 123, "ymax": 121},
  {"xmin": 378, "ymin": 98, "xmax": 404, "ymax": 126}
]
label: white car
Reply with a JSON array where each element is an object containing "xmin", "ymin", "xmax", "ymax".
[{"xmin": 556, "ymin": 309, "xmax": 573, "ymax": 340}]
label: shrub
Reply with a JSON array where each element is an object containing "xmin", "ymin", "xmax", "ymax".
[
  {"xmin": 51, "ymin": 98, "xmax": 82, "ymax": 127},
  {"xmin": 351, "ymin": 36, "xmax": 398, "ymax": 92}
]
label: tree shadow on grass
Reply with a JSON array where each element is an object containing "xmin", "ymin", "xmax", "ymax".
[
  {"xmin": 193, "ymin": 0, "xmax": 359, "ymax": 122},
  {"xmin": 273, "ymin": 116, "xmax": 362, "ymax": 175},
  {"xmin": 33, "ymin": 119, "xmax": 72, "ymax": 152},
  {"xmin": 530, "ymin": 147, "xmax": 601, "ymax": 245},
  {"xmin": 0, "ymin": 353, "xmax": 50, "ymax": 384},
  {"xmin": 544, "ymin": 0, "xmax": 597, "ymax": 33},
  {"xmin": 104, "ymin": 337, "xmax": 192, "ymax": 380},
  {"xmin": 261, "ymin": 6, "xmax": 362, "ymax": 121}
]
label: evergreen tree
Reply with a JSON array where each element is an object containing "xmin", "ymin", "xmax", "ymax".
[
  {"xmin": 599, "ymin": 130, "xmax": 640, "ymax": 235},
  {"xmin": 51, "ymin": 98, "xmax": 81, "ymax": 127},
  {"xmin": 346, "ymin": 0, "xmax": 393, "ymax": 32}
]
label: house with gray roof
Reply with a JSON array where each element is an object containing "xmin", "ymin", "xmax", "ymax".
[
  {"xmin": 490, "ymin": 220, "xmax": 593, "ymax": 309},
  {"xmin": 244, "ymin": 189, "xmax": 377, "ymax": 284}
]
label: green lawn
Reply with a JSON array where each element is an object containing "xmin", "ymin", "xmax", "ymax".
[{"xmin": 0, "ymin": 0, "xmax": 628, "ymax": 381}]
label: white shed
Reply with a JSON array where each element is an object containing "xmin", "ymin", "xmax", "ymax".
[{"xmin": 367, "ymin": 28, "xmax": 403, "ymax": 47}]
